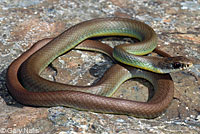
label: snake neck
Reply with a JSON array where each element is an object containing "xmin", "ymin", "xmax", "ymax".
[{"xmin": 113, "ymin": 47, "xmax": 193, "ymax": 73}]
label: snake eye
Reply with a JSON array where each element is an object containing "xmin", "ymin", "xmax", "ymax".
[{"xmin": 173, "ymin": 62, "xmax": 182, "ymax": 69}]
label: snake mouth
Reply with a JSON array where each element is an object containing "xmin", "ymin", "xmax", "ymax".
[{"xmin": 181, "ymin": 63, "xmax": 193, "ymax": 70}]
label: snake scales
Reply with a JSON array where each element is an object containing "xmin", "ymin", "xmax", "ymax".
[{"xmin": 6, "ymin": 18, "xmax": 192, "ymax": 118}]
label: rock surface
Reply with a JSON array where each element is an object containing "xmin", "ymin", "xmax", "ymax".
[{"xmin": 0, "ymin": 0, "xmax": 199, "ymax": 133}]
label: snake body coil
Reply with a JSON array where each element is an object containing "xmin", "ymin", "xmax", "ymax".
[{"xmin": 6, "ymin": 18, "xmax": 192, "ymax": 118}]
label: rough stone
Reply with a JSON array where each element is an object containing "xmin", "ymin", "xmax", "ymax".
[{"xmin": 0, "ymin": 0, "xmax": 199, "ymax": 133}]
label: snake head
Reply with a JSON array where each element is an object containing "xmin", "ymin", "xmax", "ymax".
[{"xmin": 158, "ymin": 56, "xmax": 193, "ymax": 73}]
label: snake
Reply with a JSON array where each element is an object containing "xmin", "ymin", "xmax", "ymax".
[{"xmin": 6, "ymin": 17, "xmax": 193, "ymax": 118}]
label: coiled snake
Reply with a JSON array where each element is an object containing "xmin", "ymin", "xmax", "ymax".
[{"xmin": 6, "ymin": 18, "xmax": 193, "ymax": 118}]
